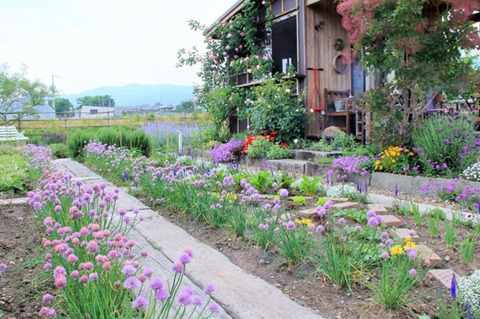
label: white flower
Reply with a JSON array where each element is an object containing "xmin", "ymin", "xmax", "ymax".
[
  {"xmin": 310, "ymin": 108, "xmax": 314, "ymax": 113},
  {"xmin": 285, "ymin": 89, "xmax": 291, "ymax": 93},
  {"xmin": 293, "ymin": 139, "xmax": 298, "ymax": 144}
]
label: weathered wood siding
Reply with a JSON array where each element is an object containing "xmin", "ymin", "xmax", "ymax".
[{"xmin": 304, "ymin": 0, "xmax": 351, "ymax": 136}]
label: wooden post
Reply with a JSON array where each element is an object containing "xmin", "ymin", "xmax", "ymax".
[
  {"xmin": 17, "ymin": 113, "xmax": 21, "ymax": 131},
  {"xmin": 107, "ymin": 111, "xmax": 110, "ymax": 127}
]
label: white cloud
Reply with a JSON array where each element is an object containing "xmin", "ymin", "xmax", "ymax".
[{"xmin": 0, "ymin": 0, "xmax": 236, "ymax": 94}]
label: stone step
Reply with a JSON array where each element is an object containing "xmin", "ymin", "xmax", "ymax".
[
  {"xmin": 380, "ymin": 215, "xmax": 403, "ymax": 227},
  {"xmin": 266, "ymin": 159, "xmax": 309, "ymax": 174},
  {"xmin": 413, "ymin": 245, "xmax": 442, "ymax": 267},
  {"xmin": 331, "ymin": 201, "xmax": 361, "ymax": 210},
  {"xmin": 428, "ymin": 269, "xmax": 459, "ymax": 290},
  {"xmin": 292, "ymin": 150, "xmax": 342, "ymax": 161},
  {"xmin": 390, "ymin": 228, "xmax": 420, "ymax": 241},
  {"xmin": 367, "ymin": 204, "xmax": 389, "ymax": 214},
  {"xmin": 296, "ymin": 208, "xmax": 317, "ymax": 219},
  {"xmin": 0, "ymin": 197, "xmax": 29, "ymax": 206}
]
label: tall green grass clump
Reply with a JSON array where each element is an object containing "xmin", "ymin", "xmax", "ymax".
[{"xmin": 67, "ymin": 130, "xmax": 96, "ymax": 158}]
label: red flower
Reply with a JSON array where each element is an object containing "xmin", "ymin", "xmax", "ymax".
[
  {"xmin": 262, "ymin": 130, "xmax": 268, "ymax": 134},
  {"xmin": 269, "ymin": 136, "xmax": 275, "ymax": 141},
  {"xmin": 270, "ymin": 131, "xmax": 278, "ymax": 136},
  {"xmin": 280, "ymin": 142, "xmax": 288, "ymax": 148}
]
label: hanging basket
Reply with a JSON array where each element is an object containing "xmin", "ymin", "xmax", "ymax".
[{"xmin": 334, "ymin": 99, "xmax": 346, "ymax": 112}]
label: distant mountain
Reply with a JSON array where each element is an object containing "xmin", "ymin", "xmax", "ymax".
[{"xmin": 61, "ymin": 83, "xmax": 194, "ymax": 107}]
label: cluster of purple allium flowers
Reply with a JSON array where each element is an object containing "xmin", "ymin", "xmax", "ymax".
[
  {"xmin": 25, "ymin": 144, "xmax": 52, "ymax": 170},
  {"xmin": 332, "ymin": 156, "xmax": 370, "ymax": 175},
  {"xmin": 421, "ymin": 178, "xmax": 480, "ymax": 209},
  {"xmin": 210, "ymin": 139, "xmax": 244, "ymax": 163},
  {"xmin": 41, "ymin": 132, "xmax": 67, "ymax": 145},
  {"xmin": 412, "ymin": 113, "xmax": 480, "ymax": 176}
]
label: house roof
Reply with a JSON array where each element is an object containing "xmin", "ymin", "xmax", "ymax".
[{"xmin": 205, "ymin": 0, "xmax": 245, "ymax": 36}]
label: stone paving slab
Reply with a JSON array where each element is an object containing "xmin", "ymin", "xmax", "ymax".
[
  {"xmin": 331, "ymin": 202, "xmax": 361, "ymax": 210},
  {"xmin": 380, "ymin": 215, "xmax": 403, "ymax": 227},
  {"xmin": 0, "ymin": 197, "xmax": 28, "ymax": 205},
  {"xmin": 296, "ymin": 208, "xmax": 316, "ymax": 219},
  {"xmin": 367, "ymin": 204, "xmax": 388, "ymax": 214},
  {"xmin": 428, "ymin": 269, "xmax": 459, "ymax": 290},
  {"xmin": 390, "ymin": 228, "xmax": 420, "ymax": 241},
  {"xmin": 413, "ymin": 245, "xmax": 442, "ymax": 267}
]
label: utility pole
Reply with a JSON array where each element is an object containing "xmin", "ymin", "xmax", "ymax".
[{"xmin": 51, "ymin": 75, "xmax": 59, "ymax": 114}]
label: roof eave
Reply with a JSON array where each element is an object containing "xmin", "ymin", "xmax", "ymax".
[{"xmin": 205, "ymin": 0, "xmax": 246, "ymax": 37}]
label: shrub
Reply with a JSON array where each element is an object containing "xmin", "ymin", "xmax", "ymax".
[
  {"xmin": 246, "ymin": 138, "xmax": 271, "ymax": 158},
  {"xmin": 308, "ymin": 137, "xmax": 333, "ymax": 152},
  {"xmin": 129, "ymin": 130, "xmax": 152, "ymax": 156},
  {"xmin": 330, "ymin": 131, "xmax": 357, "ymax": 152},
  {"xmin": 210, "ymin": 139, "xmax": 244, "ymax": 163},
  {"xmin": 266, "ymin": 143, "xmax": 292, "ymax": 159},
  {"xmin": 412, "ymin": 113, "xmax": 480, "ymax": 176},
  {"xmin": 49, "ymin": 143, "xmax": 70, "ymax": 158},
  {"xmin": 67, "ymin": 130, "xmax": 95, "ymax": 158}
]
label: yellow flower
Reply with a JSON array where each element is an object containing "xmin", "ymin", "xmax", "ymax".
[
  {"xmin": 374, "ymin": 160, "xmax": 381, "ymax": 170},
  {"xmin": 390, "ymin": 245, "xmax": 404, "ymax": 255},
  {"xmin": 294, "ymin": 219, "xmax": 314, "ymax": 227},
  {"xmin": 404, "ymin": 241, "xmax": 416, "ymax": 249}
]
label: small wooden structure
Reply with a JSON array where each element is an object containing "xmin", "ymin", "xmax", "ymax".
[{"xmin": 210, "ymin": 0, "xmax": 372, "ymax": 139}]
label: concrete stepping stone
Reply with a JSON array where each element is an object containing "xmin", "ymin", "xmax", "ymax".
[
  {"xmin": 428, "ymin": 269, "xmax": 459, "ymax": 290},
  {"xmin": 380, "ymin": 215, "xmax": 403, "ymax": 227},
  {"xmin": 296, "ymin": 208, "xmax": 316, "ymax": 219},
  {"xmin": 367, "ymin": 204, "xmax": 388, "ymax": 214},
  {"xmin": 0, "ymin": 197, "xmax": 29, "ymax": 206},
  {"xmin": 413, "ymin": 245, "xmax": 442, "ymax": 267},
  {"xmin": 326, "ymin": 197, "xmax": 349, "ymax": 202},
  {"xmin": 390, "ymin": 228, "xmax": 420, "ymax": 241},
  {"xmin": 331, "ymin": 202, "xmax": 361, "ymax": 210}
]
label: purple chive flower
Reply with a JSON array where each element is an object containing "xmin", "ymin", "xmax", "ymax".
[
  {"xmin": 450, "ymin": 273, "xmax": 457, "ymax": 299},
  {"xmin": 177, "ymin": 292, "xmax": 192, "ymax": 305},
  {"xmin": 156, "ymin": 289, "xmax": 170, "ymax": 302},
  {"xmin": 42, "ymin": 293, "xmax": 53, "ymax": 303},
  {"xmin": 286, "ymin": 221, "xmax": 296, "ymax": 230},
  {"xmin": 367, "ymin": 217, "xmax": 379, "ymax": 227},
  {"xmin": 408, "ymin": 251, "xmax": 417, "ymax": 260},
  {"xmin": 124, "ymin": 277, "xmax": 141, "ymax": 290},
  {"xmin": 179, "ymin": 252, "xmax": 192, "ymax": 264},
  {"xmin": 132, "ymin": 296, "xmax": 148, "ymax": 311},
  {"xmin": 381, "ymin": 252, "xmax": 389, "ymax": 259},
  {"xmin": 192, "ymin": 295, "xmax": 204, "ymax": 307},
  {"xmin": 171, "ymin": 261, "xmax": 184, "ymax": 273},
  {"xmin": 149, "ymin": 277, "xmax": 164, "ymax": 291},
  {"xmin": 204, "ymin": 283, "xmax": 216, "ymax": 294},
  {"xmin": 208, "ymin": 303, "xmax": 221, "ymax": 313},
  {"xmin": 122, "ymin": 265, "xmax": 136, "ymax": 276},
  {"xmin": 409, "ymin": 269, "xmax": 417, "ymax": 276},
  {"xmin": 354, "ymin": 225, "xmax": 362, "ymax": 232},
  {"xmin": 316, "ymin": 225, "xmax": 325, "ymax": 233},
  {"xmin": 337, "ymin": 218, "xmax": 346, "ymax": 225},
  {"xmin": 278, "ymin": 188, "xmax": 289, "ymax": 198}
]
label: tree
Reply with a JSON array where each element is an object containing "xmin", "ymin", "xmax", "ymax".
[
  {"xmin": 0, "ymin": 64, "xmax": 49, "ymax": 124},
  {"xmin": 337, "ymin": 0, "xmax": 480, "ymax": 146},
  {"xmin": 76, "ymin": 95, "xmax": 115, "ymax": 107},
  {"xmin": 54, "ymin": 98, "xmax": 74, "ymax": 118},
  {"xmin": 175, "ymin": 100, "xmax": 194, "ymax": 112}
]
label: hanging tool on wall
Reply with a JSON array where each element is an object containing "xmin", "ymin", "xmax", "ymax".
[{"xmin": 308, "ymin": 67, "xmax": 324, "ymax": 111}]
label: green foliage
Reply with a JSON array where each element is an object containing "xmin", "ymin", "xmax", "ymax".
[
  {"xmin": 49, "ymin": 143, "xmax": 70, "ymax": 158},
  {"xmin": 273, "ymin": 171, "xmax": 294, "ymax": 190},
  {"xmin": 412, "ymin": 114, "xmax": 479, "ymax": 176},
  {"xmin": 246, "ymin": 78, "xmax": 308, "ymax": 143},
  {"xmin": 292, "ymin": 196, "xmax": 307, "ymax": 206},
  {"xmin": 316, "ymin": 197, "xmax": 329, "ymax": 206},
  {"xmin": 266, "ymin": 143, "xmax": 292, "ymax": 159},
  {"xmin": 298, "ymin": 175, "xmax": 322, "ymax": 196},
  {"xmin": 0, "ymin": 154, "xmax": 26, "ymax": 193},
  {"xmin": 67, "ymin": 130, "xmax": 95, "ymax": 158},
  {"xmin": 96, "ymin": 127, "xmax": 152, "ymax": 156},
  {"xmin": 54, "ymin": 98, "xmax": 74, "ymax": 117},
  {"xmin": 128, "ymin": 130, "xmax": 152, "ymax": 156},
  {"xmin": 76, "ymin": 95, "xmax": 115, "ymax": 106},
  {"xmin": 0, "ymin": 63, "xmax": 49, "ymax": 124},
  {"xmin": 316, "ymin": 157, "xmax": 334, "ymax": 165},
  {"xmin": 247, "ymin": 171, "xmax": 274, "ymax": 194},
  {"xmin": 175, "ymin": 100, "xmax": 194, "ymax": 112},
  {"xmin": 330, "ymin": 132, "xmax": 357, "ymax": 152},
  {"xmin": 246, "ymin": 138, "xmax": 270, "ymax": 158},
  {"xmin": 309, "ymin": 137, "xmax": 333, "ymax": 152},
  {"xmin": 339, "ymin": 0, "xmax": 480, "ymax": 146}
]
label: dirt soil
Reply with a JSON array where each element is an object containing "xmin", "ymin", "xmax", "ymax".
[
  {"xmin": 0, "ymin": 202, "xmax": 47, "ymax": 319},
  {"xmin": 157, "ymin": 190, "xmax": 480, "ymax": 319}
]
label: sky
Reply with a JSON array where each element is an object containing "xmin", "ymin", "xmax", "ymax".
[{"xmin": 0, "ymin": 0, "xmax": 238, "ymax": 94}]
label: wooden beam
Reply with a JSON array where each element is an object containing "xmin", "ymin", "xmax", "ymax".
[{"xmin": 306, "ymin": 0, "xmax": 324, "ymax": 6}]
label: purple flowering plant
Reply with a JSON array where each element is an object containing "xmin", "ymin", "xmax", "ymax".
[{"xmin": 210, "ymin": 139, "xmax": 244, "ymax": 163}]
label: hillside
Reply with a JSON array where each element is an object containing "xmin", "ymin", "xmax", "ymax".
[{"xmin": 61, "ymin": 83, "xmax": 194, "ymax": 106}]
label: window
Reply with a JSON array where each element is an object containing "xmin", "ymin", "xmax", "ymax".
[
  {"xmin": 90, "ymin": 109, "xmax": 98, "ymax": 114},
  {"xmin": 271, "ymin": 15, "xmax": 297, "ymax": 74}
]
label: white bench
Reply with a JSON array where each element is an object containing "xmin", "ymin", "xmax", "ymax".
[{"xmin": 0, "ymin": 126, "xmax": 29, "ymax": 145}]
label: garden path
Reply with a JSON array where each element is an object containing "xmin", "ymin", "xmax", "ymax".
[{"xmin": 52, "ymin": 159, "xmax": 327, "ymax": 319}]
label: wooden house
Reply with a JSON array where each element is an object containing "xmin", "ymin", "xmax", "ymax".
[{"xmin": 209, "ymin": 0, "xmax": 375, "ymax": 139}]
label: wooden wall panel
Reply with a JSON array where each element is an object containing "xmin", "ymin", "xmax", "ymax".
[{"xmin": 304, "ymin": 0, "xmax": 351, "ymax": 136}]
